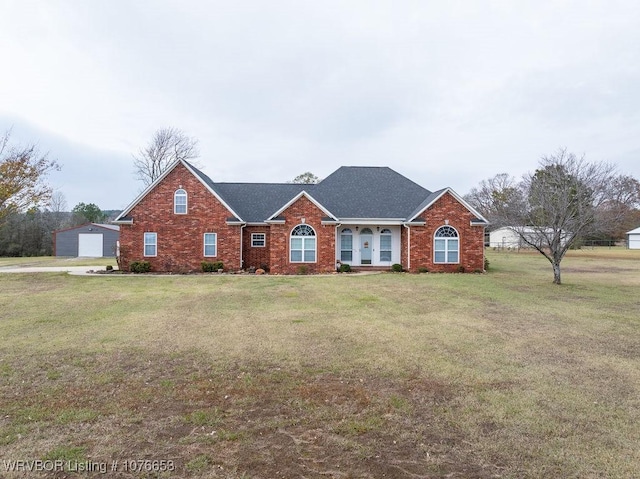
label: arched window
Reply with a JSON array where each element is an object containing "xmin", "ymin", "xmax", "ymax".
[
  {"xmin": 290, "ymin": 224, "xmax": 316, "ymax": 263},
  {"xmin": 434, "ymin": 225, "xmax": 459, "ymax": 264},
  {"xmin": 340, "ymin": 228, "xmax": 353, "ymax": 262},
  {"xmin": 174, "ymin": 189, "xmax": 187, "ymax": 214},
  {"xmin": 379, "ymin": 228, "xmax": 392, "ymax": 262}
]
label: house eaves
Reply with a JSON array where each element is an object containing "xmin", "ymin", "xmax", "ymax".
[
  {"xmin": 53, "ymin": 222, "xmax": 121, "ymax": 234},
  {"xmin": 337, "ymin": 218, "xmax": 406, "ymax": 225}
]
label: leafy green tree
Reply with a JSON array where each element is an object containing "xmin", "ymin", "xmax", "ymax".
[
  {"xmin": 72, "ymin": 202, "xmax": 107, "ymax": 224},
  {"xmin": 290, "ymin": 172, "xmax": 320, "ymax": 184}
]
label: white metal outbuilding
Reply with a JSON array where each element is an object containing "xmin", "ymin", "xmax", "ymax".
[
  {"xmin": 627, "ymin": 227, "xmax": 640, "ymax": 250},
  {"xmin": 54, "ymin": 223, "xmax": 120, "ymax": 257}
]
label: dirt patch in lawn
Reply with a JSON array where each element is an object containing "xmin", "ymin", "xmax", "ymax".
[{"xmin": 1, "ymin": 350, "xmax": 501, "ymax": 478}]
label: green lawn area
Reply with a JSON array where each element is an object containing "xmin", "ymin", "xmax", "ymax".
[{"xmin": 0, "ymin": 249, "xmax": 639, "ymax": 478}]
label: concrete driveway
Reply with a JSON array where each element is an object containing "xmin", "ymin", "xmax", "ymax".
[{"xmin": 0, "ymin": 266, "xmax": 115, "ymax": 275}]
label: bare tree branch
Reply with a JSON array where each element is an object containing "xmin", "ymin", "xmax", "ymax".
[{"xmin": 133, "ymin": 127, "xmax": 200, "ymax": 186}]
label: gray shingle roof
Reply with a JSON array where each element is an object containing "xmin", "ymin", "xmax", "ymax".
[
  {"xmin": 214, "ymin": 183, "xmax": 308, "ymax": 223},
  {"xmin": 312, "ymin": 166, "xmax": 431, "ymax": 219},
  {"xmin": 188, "ymin": 162, "xmax": 444, "ymax": 223}
]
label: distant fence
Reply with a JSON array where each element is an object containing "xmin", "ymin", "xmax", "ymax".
[{"xmin": 580, "ymin": 240, "xmax": 627, "ymax": 249}]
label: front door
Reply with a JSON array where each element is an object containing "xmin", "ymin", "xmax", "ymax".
[{"xmin": 360, "ymin": 228, "xmax": 373, "ymax": 265}]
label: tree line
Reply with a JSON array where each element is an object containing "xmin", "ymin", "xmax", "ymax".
[{"xmin": 0, "ymin": 194, "xmax": 119, "ymax": 257}]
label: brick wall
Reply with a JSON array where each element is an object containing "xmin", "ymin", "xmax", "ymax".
[
  {"xmin": 409, "ymin": 192, "xmax": 485, "ymax": 272},
  {"xmin": 269, "ymin": 195, "xmax": 336, "ymax": 274},
  {"xmin": 243, "ymin": 226, "xmax": 271, "ymax": 270},
  {"xmin": 119, "ymin": 163, "xmax": 242, "ymax": 272}
]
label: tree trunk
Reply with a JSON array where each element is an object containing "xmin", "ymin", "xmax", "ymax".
[{"xmin": 552, "ymin": 261, "xmax": 562, "ymax": 284}]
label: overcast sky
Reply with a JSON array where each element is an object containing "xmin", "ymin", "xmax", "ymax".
[{"xmin": 1, "ymin": 1, "xmax": 639, "ymax": 210}]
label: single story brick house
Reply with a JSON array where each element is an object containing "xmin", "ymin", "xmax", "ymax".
[{"xmin": 113, "ymin": 160, "xmax": 488, "ymax": 274}]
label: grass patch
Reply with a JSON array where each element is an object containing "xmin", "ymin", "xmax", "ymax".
[
  {"xmin": 184, "ymin": 408, "xmax": 223, "ymax": 427},
  {"xmin": 42, "ymin": 445, "xmax": 87, "ymax": 463},
  {"xmin": 0, "ymin": 249, "xmax": 639, "ymax": 477},
  {"xmin": 186, "ymin": 454, "xmax": 212, "ymax": 473},
  {"xmin": 56, "ymin": 408, "xmax": 99, "ymax": 424},
  {"xmin": 0, "ymin": 256, "xmax": 115, "ymax": 267}
]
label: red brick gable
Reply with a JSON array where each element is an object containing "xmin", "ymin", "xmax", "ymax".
[
  {"xmin": 407, "ymin": 191, "xmax": 485, "ymax": 272},
  {"xmin": 118, "ymin": 163, "xmax": 242, "ymax": 272},
  {"xmin": 268, "ymin": 195, "xmax": 336, "ymax": 274}
]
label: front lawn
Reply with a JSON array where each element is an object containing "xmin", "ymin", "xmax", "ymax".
[{"xmin": 0, "ymin": 249, "xmax": 638, "ymax": 478}]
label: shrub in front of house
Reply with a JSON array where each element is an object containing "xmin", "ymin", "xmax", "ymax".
[
  {"xmin": 296, "ymin": 265, "xmax": 309, "ymax": 275},
  {"xmin": 417, "ymin": 266, "xmax": 429, "ymax": 273},
  {"xmin": 130, "ymin": 261, "xmax": 151, "ymax": 274},
  {"xmin": 339, "ymin": 263, "xmax": 351, "ymax": 273},
  {"xmin": 201, "ymin": 261, "xmax": 224, "ymax": 273},
  {"xmin": 391, "ymin": 263, "xmax": 403, "ymax": 273}
]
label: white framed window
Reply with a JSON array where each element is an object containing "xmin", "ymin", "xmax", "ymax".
[
  {"xmin": 434, "ymin": 225, "xmax": 459, "ymax": 264},
  {"xmin": 290, "ymin": 224, "xmax": 316, "ymax": 263},
  {"xmin": 340, "ymin": 228, "xmax": 353, "ymax": 262},
  {"xmin": 379, "ymin": 228, "xmax": 392, "ymax": 262},
  {"xmin": 251, "ymin": 233, "xmax": 266, "ymax": 247},
  {"xmin": 204, "ymin": 233, "xmax": 217, "ymax": 257},
  {"xmin": 174, "ymin": 189, "xmax": 187, "ymax": 214},
  {"xmin": 144, "ymin": 232, "xmax": 157, "ymax": 257}
]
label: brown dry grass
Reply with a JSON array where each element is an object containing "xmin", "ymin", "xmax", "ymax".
[{"xmin": 0, "ymin": 248, "xmax": 639, "ymax": 478}]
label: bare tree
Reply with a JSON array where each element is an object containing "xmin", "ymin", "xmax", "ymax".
[
  {"xmin": 133, "ymin": 127, "xmax": 199, "ymax": 186},
  {"xmin": 464, "ymin": 173, "xmax": 522, "ymax": 224},
  {"xmin": 470, "ymin": 149, "xmax": 630, "ymax": 284},
  {"xmin": 48, "ymin": 191, "xmax": 71, "ymax": 230},
  {"xmin": 0, "ymin": 129, "xmax": 60, "ymax": 227},
  {"xmin": 596, "ymin": 175, "xmax": 640, "ymax": 239},
  {"xmin": 49, "ymin": 191, "xmax": 67, "ymax": 214}
]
